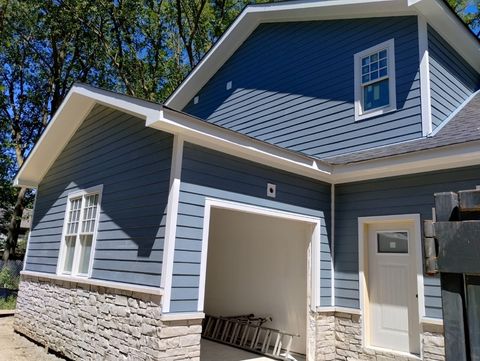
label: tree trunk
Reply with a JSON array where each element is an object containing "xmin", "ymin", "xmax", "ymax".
[{"xmin": 3, "ymin": 188, "xmax": 26, "ymax": 263}]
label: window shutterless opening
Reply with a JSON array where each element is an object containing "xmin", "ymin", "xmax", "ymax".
[
  {"xmin": 354, "ymin": 39, "xmax": 397, "ymax": 121},
  {"xmin": 57, "ymin": 185, "xmax": 103, "ymax": 278}
]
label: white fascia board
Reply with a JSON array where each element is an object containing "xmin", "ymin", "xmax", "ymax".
[
  {"xmin": 146, "ymin": 108, "xmax": 333, "ymax": 183},
  {"xmin": 332, "ymin": 141, "xmax": 480, "ymax": 183},
  {"xmin": 411, "ymin": 0, "xmax": 480, "ymax": 72},
  {"xmin": 165, "ymin": 0, "xmax": 414, "ymax": 110},
  {"xmin": 13, "ymin": 84, "xmax": 162, "ymax": 188}
]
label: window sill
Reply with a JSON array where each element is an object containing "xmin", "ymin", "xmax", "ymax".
[
  {"xmin": 21, "ymin": 270, "xmax": 164, "ymax": 296},
  {"xmin": 355, "ymin": 106, "xmax": 397, "ymax": 122}
]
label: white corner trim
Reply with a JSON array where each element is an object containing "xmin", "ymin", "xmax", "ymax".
[
  {"xmin": 418, "ymin": 14, "xmax": 432, "ymax": 136},
  {"xmin": 21, "ymin": 270, "xmax": 164, "ymax": 296},
  {"xmin": 160, "ymin": 135, "xmax": 184, "ymax": 313},
  {"xmin": 330, "ymin": 184, "xmax": 335, "ymax": 307},
  {"xmin": 160, "ymin": 312, "xmax": 205, "ymax": 322},
  {"xmin": 354, "ymin": 38, "xmax": 397, "ymax": 121},
  {"xmin": 198, "ymin": 198, "xmax": 323, "ymax": 312},
  {"xmin": 358, "ymin": 214, "xmax": 425, "ymax": 350}
]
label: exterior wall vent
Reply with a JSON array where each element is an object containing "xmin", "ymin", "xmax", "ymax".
[
  {"xmin": 267, "ymin": 183, "xmax": 276, "ymax": 198},
  {"xmin": 226, "ymin": 81, "xmax": 232, "ymax": 90},
  {"xmin": 194, "ymin": 96, "xmax": 199, "ymax": 104}
]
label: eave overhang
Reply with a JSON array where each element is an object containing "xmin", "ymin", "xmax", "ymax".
[{"xmin": 14, "ymin": 84, "xmax": 480, "ymax": 189}]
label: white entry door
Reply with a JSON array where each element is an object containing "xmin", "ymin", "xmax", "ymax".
[{"xmin": 367, "ymin": 222, "xmax": 420, "ymax": 354}]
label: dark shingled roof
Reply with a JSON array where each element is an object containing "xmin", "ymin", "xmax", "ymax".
[{"xmin": 322, "ymin": 93, "xmax": 480, "ymax": 165}]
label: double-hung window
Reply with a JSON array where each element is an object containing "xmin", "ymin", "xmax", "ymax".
[
  {"xmin": 59, "ymin": 185, "xmax": 102, "ymax": 277},
  {"xmin": 354, "ymin": 39, "xmax": 396, "ymax": 120}
]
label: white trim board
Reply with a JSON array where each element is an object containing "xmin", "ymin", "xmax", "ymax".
[
  {"xmin": 358, "ymin": 214, "xmax": 425, "ymax": 355},
  {"xmin": 196, "ymin": 198, "xmax": 323, "ymax": 313},
  {"xmin": 165, "ymin": 0, "xmax": 480, "ymax": 110},
  {"xmin": 21, "ymin": 270, "xmax": 164, "ymax": 296},
  {"xmin": 160, "ymin": 135, "xmax": 184, "ymax": 314},
  {"xmin": 418, "ymin": 14, "xmax": 433, "ymax": 136}
]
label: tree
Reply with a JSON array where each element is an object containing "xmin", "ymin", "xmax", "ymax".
[
  {"xmin": 448, "ymin": 0, "xmax": 480, "ymax": 36},
  {"xmin": 0, "ymin": 0, "xmax": 103, "ymax": 261},
  {"xmin": 0, "ymin": 0, "xmax": 256, "ymax": 261}
]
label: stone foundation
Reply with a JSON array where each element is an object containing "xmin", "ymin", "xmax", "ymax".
[
  {"xmin": 314, "ymin": 311, "xmax": 445, "ymax": 361},
  {"xmin": 14, "ymin": 276, "xmax": 202, "ymax": 361}
]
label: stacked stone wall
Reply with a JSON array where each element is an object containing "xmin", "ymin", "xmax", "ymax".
[
  {"xmin": 14, "ymin": 276, "xmax": 201, "ymax": 361},
  {"xmin": 315, "ymin": 311, "xmax": 445, "ymax": 361}
]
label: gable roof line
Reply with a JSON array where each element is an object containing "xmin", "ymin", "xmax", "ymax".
[
  {"xmin": 13, "ymin": 83, "xmax": 333, "ymax": 188},
  {"xmin": 165, "ymin": 0, "xmax": 480, "ymax": 110},
  {"xmin": 14, "ymin": 84, "xmax": 480, "ymax": 188}
]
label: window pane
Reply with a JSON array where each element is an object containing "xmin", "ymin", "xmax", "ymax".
[
  {"xmin": 379, "ymin": 67, "xmax": 388, "ymax": 77},
  {"xmin": 370, "ymin": 71, "xmax": 379, "ymax": 80},
  {"xmin": 362, "ymin": 74, "xmax": 370, "ymax": 83},
  {"xmin": 363, "ymin": 78, "xmax": 390, "ymax": 111},
  {"xmin": 67, "ymin": 198, "xmax": 81, "ymax": 235},
  {"xmin": 82, "ymin": 194, "xmax": 99, "ymax": 233},
  {"xmin": 362, "ymin": 65, "xmax": 369, "ymax": 75},
  {"xmin": 370, "ymin": 62, "xmax": 378, "ymax": 71},
  {"xmin": 379, "ymin": 49, "xmax": 387, "ymax": 59},
  {"xmin": 370, "ymin": 53, "xmax": 378, "ymax": 62},
  {"xmin": 362, "ymin": 57, "xmax": 370, "ymax": 66},
  {"xmin": 379, "ymin": 58, "xmax": 387, "ymax": 68},
  {"xmin": 377, "ymin": 232, "xmax": 408, "ymax": 253},
  {"xmin": 63, "ymin": 236, "xmax": 76, "ymax": 273},
  {"xmin": 78, "ymin": 235, "xmax": 93, "ymax": 275}
]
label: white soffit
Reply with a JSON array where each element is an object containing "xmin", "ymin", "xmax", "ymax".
[{"xmin": 165, "ymin": 0, "xmax": 480, "ymax": 110}]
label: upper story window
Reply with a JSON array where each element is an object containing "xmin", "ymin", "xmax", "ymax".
[
  {"xmin": 354, "ymin": 39, "xmax": 396, "ymax": 121},
  {"xmin": 58, "ymin": 185, "xmax": 102, "ymax": 277}
]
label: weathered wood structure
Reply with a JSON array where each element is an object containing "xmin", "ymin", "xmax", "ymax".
[{"xmin": 434, "ymin": 190, "xmax": 480, "ymax": 361}]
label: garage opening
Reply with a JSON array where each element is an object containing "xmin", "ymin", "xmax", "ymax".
[{"xmin": 199, "ymin": 203, "xmax": 319, "ymax": 361}]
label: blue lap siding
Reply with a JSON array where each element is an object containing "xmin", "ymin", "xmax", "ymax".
[
  {"xmin": 170, "ymin": 142, "xmax": 331, "ymax": 313},
  {"xmin": 183, "ymin": 16, "xmax": 422, "ymax": 158},
  {"xmin": 25, "ymin": 105, "xmax": 173, "ymax": 287},
  {"xmin": 428, "ymin": 26, "xmax": 480, "ymax": 129},
  {"xmin": 334, "ymin": 165, "xmax": 480, "ymax": 319}
]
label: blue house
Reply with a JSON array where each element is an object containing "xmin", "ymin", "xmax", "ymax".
[{"xmin": 13, "ymin": 1, "xmax": 480, "ymax": 360}]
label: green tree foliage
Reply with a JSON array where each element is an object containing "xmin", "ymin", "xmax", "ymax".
[
  {"xmin": 0, "ymin": 0, "xmax": 260, "ymax": 261},
  {"xmin": 448, "ymin": 0, "xmax": 480, "ymax": 36}
]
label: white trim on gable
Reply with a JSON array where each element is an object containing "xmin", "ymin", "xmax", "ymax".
[
  {"xmin": 14, "ymin": 84, "xmax": 162, "ymax": 188},
  {"xmin": 14, "ymin": 84, "xmax": 480, "ymax": 190},
  {"xmin": 165, "ymin": 0, "xmax": 480, "ymax": 110}
]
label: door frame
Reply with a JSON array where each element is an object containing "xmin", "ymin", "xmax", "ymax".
[
  {"xmin": 358, "ymin": 214, "xmax": 425, "ymax": 357},
  {"xmin": 198, "ymin": 198, "xmax": 322, "ymax": 312}
]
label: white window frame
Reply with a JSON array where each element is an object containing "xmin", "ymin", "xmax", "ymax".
[
  {"xmin": 56, "ymin": 184, "xmax": 103, "ymax": 278},
  {"xmin": 354, "ymin": 39, "xmax": 397, "ymax": 121}
]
